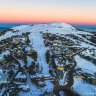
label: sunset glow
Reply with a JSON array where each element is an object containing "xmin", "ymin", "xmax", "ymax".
[{"xmin": 0, "ymin": 0, "xmax": 96, "ymax": 25}]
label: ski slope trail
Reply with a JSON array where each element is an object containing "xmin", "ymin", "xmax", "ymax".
[{"xmin": 29, "ymin": 30, "xmax": 49, "ymax": 75}]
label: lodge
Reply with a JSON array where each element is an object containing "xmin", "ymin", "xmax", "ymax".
[{"xmin": 15, "ymin": 72, "xmax": 27, "ymax": 83}]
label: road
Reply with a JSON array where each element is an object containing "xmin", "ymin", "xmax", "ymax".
[{"xmin": 53, "ymin": 59, "xmax": 79, "ymax": 96}]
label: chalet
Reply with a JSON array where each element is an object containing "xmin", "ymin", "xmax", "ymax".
[
  {"xmin": 12, "ymin": 37, "xmax": 21, "ymax": 45},
  {"xmin": 60, "ymin": 34, "xmax": 65, "ymax": 38},
  {"xmin": 57, "ymin": 66, "xmax": 65, "ymax": 71},
  {"xmin": 43, "ymin": 33, "xmax": 48, "ymax": 39},
  {"xmin": 57, "ymin": 57, "xmax": 65, "ymax": 64},
  {"xmin": 52, "ymin": 34, "xmax": 59, "ymax": 40},
  {"xmin": 22, "ymin": 32, "xmax": 30, "ymax": 39},
  {"xmin": 44, "ymin": 39, "xmax": 52, "ymax": 46},
  {"xmin": 30, "ymin": 74, "xmax": 53, "ymax": 81},
  {"xmin": 51, "ymin": 45, "xmax": 62, "ymax": 53},
  {"xmin": 35, "ymin": 81, "xmax": 46, "ymax": 87},
  {"xmin": 74, "ymin": 75, "xmax": 85, "ymax": 79},
  {"xmin": 27, "ymin": 49, "xmax": 33, "ymax": 55},
  {"xmin": 30, "ymin": 74, "xmax": 54, "ymax": 87},
  {"xmin": 48, "ymin": 33, "xmax": 52, "ymax": 38},
  {"xmin": 15, "ymin": 72, "xmax": 27, "ymax": 83},
  {"xmin": 52, "ymin": 40, "xmax": 62, "ymax": 45},
  {"xmin": 43, "ymin": 33, "xmax": 52, "ymax": 39},
  {"xmin": 18, "ymin": 83, "xmax": 30, "ymax": 92},
  {"xmin": 13, "ymin": 30, "xmax": 19, "ymax": 33},
  {"xmin": 86, "ymin": 77, "xmax": 96, "ymax": 85}
]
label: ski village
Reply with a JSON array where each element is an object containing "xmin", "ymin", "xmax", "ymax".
[{"xmin": 0, "ymin": 23, "xmax": 96, "ymax": 96}]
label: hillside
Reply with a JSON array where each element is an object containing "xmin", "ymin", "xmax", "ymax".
[{"xmin": 0, "ymin": 23, "xmax": 96, "ymax": 96}]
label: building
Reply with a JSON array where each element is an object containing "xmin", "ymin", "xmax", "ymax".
[
  {"xmin": 57, "ymin": 66, "xmax": 65, "ymax": 71},
  {"xmin": 87, "ymin": 77, "xmax": 96, "ymax": 85},
  {"xmin": 15, "ymin": 72, "xmax": 27, "ymax": 83}
]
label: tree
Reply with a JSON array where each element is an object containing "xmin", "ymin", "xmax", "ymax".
[{"xmin": 46, "ymin": 50, "xmax": 50, "ymax": 63}]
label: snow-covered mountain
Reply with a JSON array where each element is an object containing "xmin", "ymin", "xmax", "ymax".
[{"xmin": 0, "ymin": 23, "xmax": 96, "ymax": 96}]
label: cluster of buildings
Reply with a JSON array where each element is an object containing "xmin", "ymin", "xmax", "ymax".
[{"xmin": 43, "ymin": 32, "xmax": 96, "ymax": 85}]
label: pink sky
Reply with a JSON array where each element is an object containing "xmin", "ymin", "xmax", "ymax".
[{"xmin": 0, "ymin": 0, "xmax": 96, "ymax": 25}]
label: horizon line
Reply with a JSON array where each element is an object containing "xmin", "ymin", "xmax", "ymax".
[{"xmin": 0, "ymin": 22, "xmax": 96, "ymax": 26}]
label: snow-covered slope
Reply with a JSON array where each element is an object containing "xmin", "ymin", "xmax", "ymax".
[
  {"xmin": 49, "ymin": 22, "xmax": 76, "ymax": 30},
  {"xmin": 0, "ymin": 22, "xmax": 96, "ymax": 96}
]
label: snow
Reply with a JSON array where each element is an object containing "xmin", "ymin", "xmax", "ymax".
[
  {"xmin": 27, "ymin": 56, "xmax": 33, "ymax": 67},
  {"xmin": 0, "ymin": 22, "xmax": 96, "ymax": 96},
  {"xmin": 74, "ymin": 56, "xmax": 96, "ymax": 95},
  {"xmin": 49, "ymin": 22, "xmax": 76, "ymax": 30},
  {"xmin": 75, "ymin": 56, "xmax": 96, "ymax": 73},
  {"xmin": 25, "ymin": 47, "xmax": 32, "ymax": 52},
  {"xmin": 73, "ymin": 78, "xmax": 96, "ymax": 96},
  {"xmin": 59, "ymin": 71, "xmax": 67, "ymax": 85},
  {"xmin": 18, "ymin": 84, "xmax": 29, "ymax": 89},
  {"xmin": 16, "ymin": 72, "xmax": 26, "ymax": 79},
  {"xmin": 29, "ymin": 30, "xmax": 49, "ymax": 74}
]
